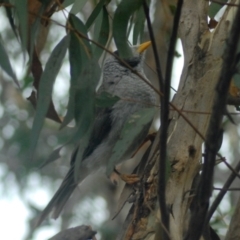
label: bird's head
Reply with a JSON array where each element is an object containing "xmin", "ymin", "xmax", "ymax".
[
  {"xmin": 105, "ymin": 41, "xmax": 151, "ymax": 71},
  {"xmin": 100, "ymin": 41, "xmax": 151, "ymax": 97}
]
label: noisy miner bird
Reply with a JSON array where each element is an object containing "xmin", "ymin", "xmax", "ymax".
[{"xmin": 37, "ymin": 41, "xmax": 156, "ymax": 226}]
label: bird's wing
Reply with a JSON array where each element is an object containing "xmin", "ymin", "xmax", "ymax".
[
  {"xmin": 36, "ymin": 107, "xmax": 113, "ymax": 227},
  {"xmin": 82, "ymin": 107, "xmax": 112, "ymax": 159}
]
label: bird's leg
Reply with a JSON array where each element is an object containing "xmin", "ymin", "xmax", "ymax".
[{"xmin": 112, "ymin": 132, "xmax": 156, "ymax": 185}]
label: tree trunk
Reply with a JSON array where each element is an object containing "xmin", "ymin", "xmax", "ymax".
[{"xmin": 117, "ymin": 1, "xmax": 239, "ymax": 239}]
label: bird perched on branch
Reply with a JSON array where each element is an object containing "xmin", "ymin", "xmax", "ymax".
[{"xmin": 37, "ymin": 41, "xmax": 156, "ymax": 226}]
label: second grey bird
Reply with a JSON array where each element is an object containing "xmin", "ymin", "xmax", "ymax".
[{"xmin": 37, "ymin": 41, "xmax": 156, "ymax": 226}]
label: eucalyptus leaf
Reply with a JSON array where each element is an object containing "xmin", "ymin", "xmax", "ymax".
[
  {"xmin": 14, "ymin": 0, "xmax": 28, "ymax": 52},
  {"xmin": 0, "ymin": 39, "xmax": 19, "ymax": 87},
  {"xmin": 95, "ymin": 92, "xmax": 119, "ymax": 108},
  {"xmin": 92, "ymin": 6, "xmax": 110, "ymax": 60},
  {"xmin": 30, "ymin": 35, "xmax": 69, "ymax": 157},
  {"xmin": 106, "ymin": 107, "xmax": 155, "ymax": 176},
  {"xmin": 133, "ymin": 6, "xmax": 145, "ymax": 45},
  {"xmin": 29, "ymin": 5, "xmax": 45, "ymax": 67},
  {"xmin": 2, "ymin": 0, "xmax": 18, "ymax": 39},
  {"xmin": 70, "ymin": 0, "xmax": 88, "ymax": 14},
  {"xmin": 61, "ymin": 32, "xmax": 84, "ymax": 129},
  {"xmin": 40, "ymin": 146, "xmax": 63, "ymax": 168},
  {"xmin": 74, "ymin": 60, "xmax": 100, "ymax": 124},
  {"xmin": 208, "ymin": 0, "xmax": 228, "ymax": 19},
  {"xmin": 86, "ymin": 0, "xmax": 107, "ymax": 29},
  {"xmin": 69, "ymin": 14, "xmax": 92, "ymax": 59},
  {"xmin": 73, "ymin": 125, "xmax": 93, "ymax": 182},
  {"xmin": 113, "ymin": 0, "xmax": 142, "ymax": 58},
  {"xmin": 63, "ymin": 0, "xmax": 75, "ymax": 8},
  {"xmin": 72, "ymin": 60, "xmax": 100, "ymax": 182}
]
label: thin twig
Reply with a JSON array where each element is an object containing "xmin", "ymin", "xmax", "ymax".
[
  {"xmin": 143, "ymin": 0, "xmax": 183, "ymax": 238},
  {"xmin": 207, "ymin": 161, "xmax": 240, "ymax": 222},
  {"xmin": 213, "ymin": 187, "xmax": 240, "ymax": 191},
  {"xmin": 159, "ymin": 0, "xmax": 184, "ymax": 238},
  {"xmin": 209, "ymin": 0, "xmax": 240, "ymax": 7},
  {"xmin": 142, "ymin": 0, "xmax": 168, "ymax": 236},
  {"xmin": 222, "ymin": 158, "xmax": 240, "ymax": 179},
  {"xmin": 142, "ymin": 0, "xmax": 164, "ymax": 94}
]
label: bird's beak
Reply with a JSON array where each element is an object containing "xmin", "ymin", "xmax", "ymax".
[{"xmin": 137, "ymin": 41, "xmax": 151, "ymax": 54}]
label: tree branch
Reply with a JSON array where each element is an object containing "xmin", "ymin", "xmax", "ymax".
[{"xmin": 207, "ymin": 161, "xmax": 240, "ymax": 222}]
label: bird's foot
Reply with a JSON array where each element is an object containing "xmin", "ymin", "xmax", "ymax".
[{"xmin": 114, "ymin": 168, "xmax": 140, "ymax": 185}]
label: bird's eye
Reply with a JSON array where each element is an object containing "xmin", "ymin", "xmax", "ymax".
[
  {"xmin": 126, "ymin": 58, "xmax": 140, "ymax": 67},
  {"xmin": 108, "ymin": 81, "xmax": 114, "ymax": 85}
]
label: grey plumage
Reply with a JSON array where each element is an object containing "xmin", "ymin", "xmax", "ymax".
[{"xmin": 37, "ymin": 43, "xmax": 156, "ymax": 226}]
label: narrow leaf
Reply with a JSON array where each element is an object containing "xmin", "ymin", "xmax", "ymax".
[
  {"xmin": 85, "ymin": 0, "xmax": 106, "ymax": 29},
  {"xmin": 28, "ymin": 5, "xmax": 45, "ymax": 67},
  {"xmin": 40, "ymin": 146, "xmax": 63, "ymax": 168},
  {"xmin": 30, "ymin": 35, "xmax": 69, "ymax": 157},
  {"xmin": 61, "ymin": 15, "xmax": 95, "ymax": 128},
  {"xmin": 73, "ymin": 124, "xmax": 93, "ymax": 182},
  {"xmin": 15, "ymin": 0, "xmax": 28, "ymax": 52},
  {"xmin": 106, "ymin": 107, "xmax": 155, "ymax": 176},
  {"xmin": 73, "ymin": 60, "xmax": 100, "ymax": 127},
  {"xmin": 0, "ymin": 40, "xmax": 19, "ymax": 87},
  {"xmin": 70, "ymin": 0, "xmax": 88, "ymax": 14},
  {"xmin": 92, "ymin": 6, "xmax": 110, "ymax": 60},
  {"xmin": 95, "ymin": 92, "xmax": 119, "ymax": 108},
  {"xmin": 3, "ymin": 0, "xmax": 18, "ymax": 39},
  {"xmin": 208, "ymin": 0, "xmax": 228, "ymax": 19},
  {"xmin": 61, "ymin": 32, "xmax": 83, "ymax": 129},
  {"xmin": 73, "ymin": 60, "xmax": 100, "ymax": 182},
  {"xmin": 69, "ymin": 14, "xmax": 92, "ymax": 58},
  {"xmin": 63, "ymin": 0, "xmax": 75, "ymax": 8},
  {"xmin": 113, "ymin": 0, "xmax": 142, "ymax": 58},
  {"xmin": 133, "ymin": 7, "xmax": 145, "ymax": 45}
]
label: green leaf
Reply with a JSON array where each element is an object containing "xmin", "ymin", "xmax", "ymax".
[
  {"xmin": 70, "ymin": 0, "xmax": 88, "ymax": 14},
  {"xmin": 95, "ymin": 92, "xmax": 120, "ymax": 108},
  {"xmin": 133, "ymin": 6, "xmax": 145, "ymax": 45},
  {"xmin": 72, "ymin": 60, "xmax": 100, "ymax": 182},
  {"xmin": 86, "ymin": 0, "xmax": 107, "ymax": 29},
  {"xmin": 73, "ymin": 59, "xmax": 100, "ymax": 125},
  {"xmin": 2, "ymin": 0, "xmax": 18, "ymax": 39},
  {"xmin": 0, "ymin": 39, "xmax": 19, "ymax": 87},
  {"xmin": 113, "ymin": 0, "xmax": 142, "ymax": 58},
  {"xmin": 92, "ymin": 6, "xmax": 110, "ymax": 60},
  {"xmin": 69, "ymin": 14, "xmax": 92, "ymax": 57},
  {"xmin": 233, "ymin": 74, "xmax": 240, "ymax": 88},
  {"xmin": 73, "ymin": 125, "xmax": 93, "ymax": 182},
  {"xmin": 61, "ymin": 32, "xmax": 84, "ymax": 129},
  {"xmin": 29, "ymin": 5, "xmax": 46, "ymax": 67},
  {"xmin": 30, "ymin": 35, "xmax": 69, "ymax": 157},
  {"xmin": 63, "ymin": 0, "xmax": 75, "ymax": 7},
  {"xmin": 14, "ymin": 0, "xmax": 28, "ymax": 52},
  {"xmin": 61, "ymin": 15, "xmax": 95, "ymax": 129},
  {"xmin": 40, "ymin": 146, "xmax": 63, "ymax": 168},
  {"xmin": 127, "ymin": 15, "xmax": 134, "ymax": 40},
  {"xmin": 74, "ymin": 88, "xmax": 95, "ymax": 129},
  {"xmin": 208, "ymin": 0, "xmax": 228, "ymax": 19},
  {"xmin": 106, "ymin": 107, "xmax": 155, "ymax": 176}
]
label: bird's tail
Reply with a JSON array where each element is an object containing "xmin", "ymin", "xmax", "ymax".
[{"xmin": 36, "ymin": 166, "xmax": 78, "ymax": 228}]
